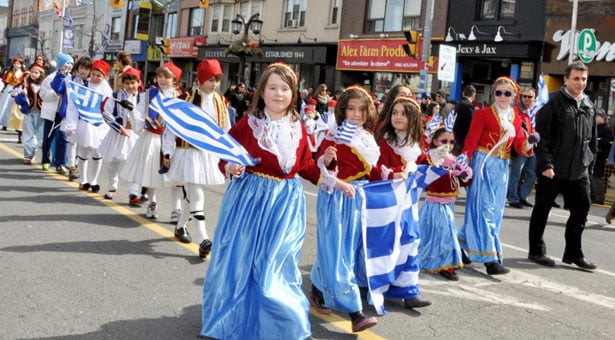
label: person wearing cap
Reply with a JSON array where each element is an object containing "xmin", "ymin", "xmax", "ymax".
[
  {"xmin": 0, "ymin": 56, "xmax": 26, "ymax": 130},
  {"xmin": 121, "ymin": 62, "xmax": 183, "ymax": 221},
  {"xmin": 15, "ymin": 62, "xmax": 46, "ymax": 164},
  {"xmin": 63, "ymin": 59, "xmax": 112, "ymax": 193},
  {"xmin": 420, "ymin": 92, "xmax": 432, "ymax": 113},
  {"xmin": 39, "ymin": 52, "xmax": 74, "ymax": 173},
  {"xmin": 99, "ymin": 67, "xmax": 143, "ymax": 204},
  {"xmin": 161, "ymin": 59, "xmax": 229, "ymax": 258},
  {"xmin": 64, "ymin": 56, "xmax": 93, "ymax": 181},
  {"xmin": 434, "ymin": 89, "xmax": 448, "ymax": 110}
]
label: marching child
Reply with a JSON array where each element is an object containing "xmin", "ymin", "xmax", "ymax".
[
  {"xmin": 121, "ymin": 62, "xmax": 182, "ymax": 218},
  {"xmin": 418, "ymin": 115, "xmax": 472, "ymax": 280},
  {"xmin": 310, "ymin": 86, "xmax": 401, "ymax": 333},
  {"xmin": 99, "ymin": 67, "xmax": 142, "ymax": 201},
  {"xmin": 15, "ymin": 63, "xmax": 45, "ymax": 164},
  {"xmin": 63, "ymin": 59, "xmax": 112, "ymax": 193},
  {"xmin": 66, "ymin": 56, "xmax": 93, "ymax": 180},
  {"xmin": 162, "ymin": 59, "xmax": 230, "ymax": 258}
]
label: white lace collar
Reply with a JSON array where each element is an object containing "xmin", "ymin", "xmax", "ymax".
[
  {"xmin": 387, "ymin": 132, "xmax": 421, "ymax": 164},
  {"xmin": 248, "ymin": 112, "xmax": 301, "ymax": 174},
  {"xmin": 343, "ymin": 126, "xmax": 380, "ymax": 166}
]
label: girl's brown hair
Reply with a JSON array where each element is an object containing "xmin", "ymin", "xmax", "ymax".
[
  {"xmin": 334, "ymin": 86, "xmax": 377, "ymax": 132},
  {"xmin": 377, "ymin": 95, "xmax": 423, "ymax": 146},
  {"xmin": 248, "ymin": 63, "xmax": 299, "ymax": 120}
]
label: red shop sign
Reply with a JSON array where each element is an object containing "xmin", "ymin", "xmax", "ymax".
[
  {"xmin": 336, "ymin": 38, "xmax": 437, "ymax": 73},
  {"xmin": 169, "ymin": 36, "xmax": 207, "ymax": 58}
]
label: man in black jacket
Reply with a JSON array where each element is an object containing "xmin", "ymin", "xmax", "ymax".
[
  {"xmin": 451, "ymin": 85, "xmax": 476, "ymax": 156},
  {"xmin": 528, "ymin": 61, "xmax": 597, "ymax": 270}
]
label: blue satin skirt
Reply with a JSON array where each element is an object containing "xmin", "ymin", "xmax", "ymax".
[
  {"xmin": 200, "ymin": 173, "xmax": 310, "ymax": 340},
  {"xmin": 310, "ymin": 186, "xmax": 364, "ymax": 313},
  {"xmin": 458, "ymin": 151, "xmax": 508, "ymax": 264},
  {"xmin": 418, "ymin": 200, "xmax": 463, "ymax": 272}
]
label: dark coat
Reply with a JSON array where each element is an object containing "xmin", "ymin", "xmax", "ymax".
[{"xmin": 535, "ymin": 87, "xmax": 597, "ymax": 180}]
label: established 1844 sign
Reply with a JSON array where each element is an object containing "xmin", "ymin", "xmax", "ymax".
[
  {"xmin": 577, "ymin": 28, "xmax": 597, "ymax": 63},
  {"xmin": 438, "ymin": 44, "xmax": 456, "ymax": 82}
]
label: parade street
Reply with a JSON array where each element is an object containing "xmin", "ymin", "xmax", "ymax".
[{"xmin": 1, "ymin": 129, "xmax": 615, "ymax": 340}]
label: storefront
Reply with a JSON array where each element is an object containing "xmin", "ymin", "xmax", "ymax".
[
  {"xmin": 448, "ymin": 40, "xmax": 543, "ymax": 105},
  {"xmin": 167, "ymin": 36, "xmax": 207, "ymax": 90},
  {"xmin": 336, "ymin": 38, "xmax": 438, "ymax": 100},
  {"xmin": 542, "ymin": 17, "xmax": 615, "ymax": 115},
  {"xmin": 198, "ymin": 44, "xmax": 336, "ymax": 94}
]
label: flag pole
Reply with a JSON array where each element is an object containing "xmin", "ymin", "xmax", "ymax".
[{"xmin": 59, "ymin": 0, "xmax": 66, "ymax": 53}]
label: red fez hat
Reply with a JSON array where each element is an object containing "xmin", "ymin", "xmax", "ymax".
[
  {"xmin": 328, "ymin": 99, "xmax": 337, "ymax": 107},
  {"xmin": 92, "ymin": 59, "xmax": 110, "ymax": 76},
  {"xmin": 197, "ymin": 59, "xmax": 223, "ymax": 84},
  {"xmin": 307, "ymin": 97, "xmax": 317, "ymax": 105},
  {"xmin": 161, "ymin": 62, "xmax": 182, "ymax": 81},
  {"xmin": 121, "ymin": 67, "xmax": 142, "ymax": 80}
]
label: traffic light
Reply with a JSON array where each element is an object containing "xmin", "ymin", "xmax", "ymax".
[
  {"xmin": 199, "ymin": 0, "xmax": 210, "ymax": 8},
  {"xmin": 403, "ymin": 30, "xmax": 419, "ymax": 58},
  {"xmin": 110, "ymin": 0, "xmax": 124, "ymax": 9},
  {"xmin": 159, "ymin": 39, "xmax": 170, "ymax": 56}
]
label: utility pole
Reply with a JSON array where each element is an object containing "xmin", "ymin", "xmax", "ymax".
[
  {"xmin": 569, "ymin": 0, "xmax": 579, "ymax": 64},
  {"xmin": 419, "ymin": 0, "xmax": 435, "ymax": 95}
]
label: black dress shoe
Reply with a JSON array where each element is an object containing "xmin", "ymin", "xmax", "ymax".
[
  {"xmin": 520, "ymin": 199, "xmax": 534, "ymax": 207},
  {"xmin": 404, "ymin": 296, "xmax": 432, "ymax": 309},
  {"xmin": 509, "ymin": 202, "xmax": 524, "ymax": 209},
  {"xmin": 461, "ymin": 250, "xmax": 472, "ymax": 265},
  {"xmin": 485, "ymin": 261, "xmax": 510, "ymax": 275},
  {"xmin": 562, "ymin": 257, "xmax": 597, "ymax": 270},
  {"xmin": 174, "ymin": 227, "xmax": 192, "ymax": 243},
  {"xmin": 528, "ymin": 254, "xmax": 555, "ymax": 267},
  {"xmin": 199, "ymin": 239, "xmax": 213, "ymax": 258}
]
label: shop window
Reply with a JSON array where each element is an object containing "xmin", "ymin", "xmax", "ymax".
[
  {"xmin": 284, "ymin": 0, "xmax": 306, "ymax": 28},
  {"xmin": 480, "ymin": 0, "xmax": 516, "ymax": 20},
  {"xmin": 367, "ymin": 0, "xmax": 421, "ymax": 33},
  {"xmin": 372, "ymin": 72, "xmax": 430, "ymax": 101},
  {"xmin": 519, "ymin": 61, "xmax": 535, "ymax": 82}
]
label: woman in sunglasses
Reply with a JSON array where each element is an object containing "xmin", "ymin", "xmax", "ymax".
[{"xmin": 457, "ymin": 76, "xmax": 536, "ymax": 275}]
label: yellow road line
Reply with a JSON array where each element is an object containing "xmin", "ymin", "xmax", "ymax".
[{"xmin": 1, "ymin": 141, "xmax": 386, "ymax": 339}]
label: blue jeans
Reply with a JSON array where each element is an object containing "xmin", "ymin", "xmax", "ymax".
[
  {"xmin": 22, "ymin": 111, "xmax": 44, "ymax": 160},
  {"xmin": 507, "ymin": 154, "xmax": 536, "ymax": 203},
  {"xmin": 42, "ymin": 118, "xmax": 67, "ymax": 167}
]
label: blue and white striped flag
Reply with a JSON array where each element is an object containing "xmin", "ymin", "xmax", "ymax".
[
  {"xmin": 150, "ymin": 95, "xmax": 258, "ymax": 166},
  {"xmin": 456, "ymin": 152, "xmax": 469, "ymax": 169},
  {"xmin": 528, "ymin": 72, "xmax": 550, "ymax": 128},
  {"xmin": 361, "ymin": 164, "xmax": 448, "ymax": 315},
  {"xmin": 335, "ymin": 120, "xmax": 358, "ymax": 143},
  {"xmin": 66, "ymin": 80, "xmax": 104, "ymax": 126}
]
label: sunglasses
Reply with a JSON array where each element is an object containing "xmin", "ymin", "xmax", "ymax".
[
  {"xmin": 522, "ymin": 95, "xmax": 534, "ymax": 99},
  {"xmin": 494, "ymin": 90, "xmax": 513, "ymax": 97},
  {"xmin": 438, "ymin": 138, "xmax": 456, "ymax": 145}
]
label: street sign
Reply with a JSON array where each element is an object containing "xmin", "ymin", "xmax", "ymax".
[
  {"xmin": 577, "ymin": 28, "xmax": 597, "ymax": 63},
  {"xmin": 438, "ymin": 44, "xmax": 456, "ymax": 82}
]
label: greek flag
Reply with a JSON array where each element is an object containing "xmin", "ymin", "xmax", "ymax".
[
  {"xmin": 456, "ymin": 152, "xmax": 469, "ymax": 168},
  {"xmin": 361, "ymin": 164, "xmax": 448, "ymax": 315},
  {"xmin": 66, "ymin": 80, "xmax": 104, "ymax": 126},
  {"xmin": 150, "ymin": 95, "xmax": 258, "ymax": 166},
  {"xmin": 528, "ymin": 72, "xmax": 550, "ymax": 128},
  {"xmin": 335, "ymin": 120, "xmax": 357, "ymax": 143},
  {"xmin": 443, "ymin": 110, "xmax": 456, "ymax": 133}
]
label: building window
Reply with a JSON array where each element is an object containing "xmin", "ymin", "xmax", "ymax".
[
  {"xmin": 481, "ymin": 0, "xmax": 516, "ymax": 20},
  {"xmin": 331, "ymin": 0, "xmax": 339, "ymax": 25},
  {"xmin": 111, "ymin": 17, "xmax": 121, "ymax": 41},
  {"xmin": 284, "ymin": 0, "xmax": 306, "ymax": 28},
  {"xmin": 519, "ymin": 61, "xmax": 535, "ymax": 82},
  {"xmin": 367, "ymin": 0, "xmax": 421, "ymax": 32},
  {"xmin": 73, "ymin": 24, "xmax": 84, "ymax": 50},
  {"xmin": 222, "ymin": 5, "xmax": 232, "ymax": 32},
  {"xmin": 211, "ymin": 6, "xmax": 220, "ymax": 33},
  {"xmin": 165, "ymin": 12, "xmax": 177, "ymax": 38},
  {"xmin": 189, "ymin": 8, "xmax": 205, "ymax": 36}
]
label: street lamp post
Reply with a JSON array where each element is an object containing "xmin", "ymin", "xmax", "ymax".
[{"xmin": 230, "ymin": 13, "xmax": 263, "ymax": 84}]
